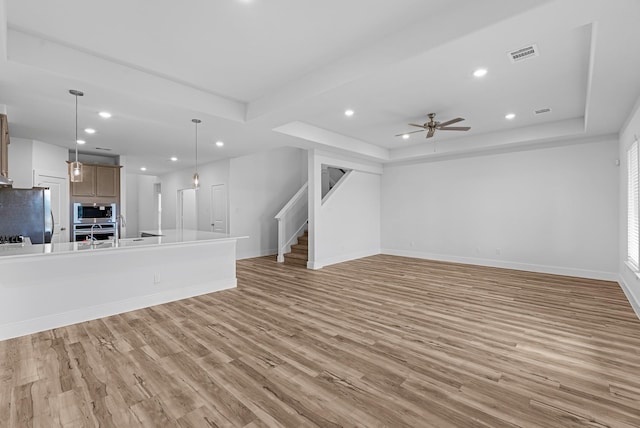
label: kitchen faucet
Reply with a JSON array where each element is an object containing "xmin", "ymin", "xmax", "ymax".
[{"xmin": 90, "ymin": 223, "xmax": 102, "ymax": 243}]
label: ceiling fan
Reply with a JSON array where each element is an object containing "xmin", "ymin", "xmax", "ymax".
[{"xmin": 396, "ymin": 113, "xmax": 470, "ymax": 138}]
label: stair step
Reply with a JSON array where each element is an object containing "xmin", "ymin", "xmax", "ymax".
[
  {"xmin": 290, "ymin": 244, "xmax": 308, "ymax": 253},
  {"xmin": 285, "ymin": 251, "xmax": 307, "ymax": 260},
  {"xmin": 284, "ymin": 257, "xmax": 307, "ymax": 267},
  {"xmin": 297, "ymin": 236, "xmax": 308, "ymax": 244}
]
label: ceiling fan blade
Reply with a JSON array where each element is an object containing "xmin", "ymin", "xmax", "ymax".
[
  {"xmin": 426, "ymin": 128, "xmax": 435, "ymax": 138},
  {"xmin": 439, "ymin": 126, "xmax": 471, "ymax": 131},
  {"xmin": 437, "ymin": 117, "xmax": 465, "ymax": 128},
  {"xmin": 409, "ymin": 123, "xmax": 427, "ymax": 128},
  {"xmin": 394, "ymin": 129, "xmax": 425, "ymax": 137}
]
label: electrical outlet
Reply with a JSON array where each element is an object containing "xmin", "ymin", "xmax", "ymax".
[
  {"xmin": 153, "ymin": 273, "xmax": 161, "ymax": 284},
  {"xmin": 410, "ymin": 240, "xmax": 415, "ymax": 248},
  {"xmin": 495, "ymin": 248, "xmax": 501, "ymax": 255}
]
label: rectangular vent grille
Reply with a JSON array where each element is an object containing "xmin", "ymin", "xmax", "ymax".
[
  {"xmin": 535, "ymin": 108, "xmax": 552, "ymax": 115},
  {"xmin": 508, "ymin": 44, "xmax": 539, "ymax": 63}
]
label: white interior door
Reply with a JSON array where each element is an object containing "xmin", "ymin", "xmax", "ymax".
[
  {"xmin": 210, "ymin": 184, "xmax": 227, "ymax": 233},
  {"xmin": 177, "ymin": 188, "xmax": 197, "ymax": 230},
  {"xmin": 35, "ymin": 170, "xmax": 69, "ymax": 243}
]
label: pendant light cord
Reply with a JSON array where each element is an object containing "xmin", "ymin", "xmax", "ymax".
[
  {"xmin": 195, "ymin": 120, "xmax": 198, "ymax": 174},
  {"xmin": 74, "ymin": 93, "xmax": 79, "ymax": 162}
]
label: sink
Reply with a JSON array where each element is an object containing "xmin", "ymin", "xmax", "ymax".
[{"xmin": 76, "ymin": 241, "xmax": 113, "ymax": 250}]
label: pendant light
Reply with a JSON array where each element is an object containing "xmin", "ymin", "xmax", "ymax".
[
  {"xmin": 192, "ymin": 118, "xmax": 201, "ymax": 190},
  {"xmin": 69, "ymin": 89, "xmax": 84, "ymax": 182}
]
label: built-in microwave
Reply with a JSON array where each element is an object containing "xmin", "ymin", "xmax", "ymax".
[{"xmin": 73, "ymin": 202, "xmax": 116, "ymax": 224}]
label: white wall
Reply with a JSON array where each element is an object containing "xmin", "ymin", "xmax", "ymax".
[
  {"xmin": 125, "ymin": 173, "xmax": 139, "ymax": 237},
  {"xmin": 619, "ymin": 96, "xmax": 640, "ymax": 317},
  {"xmin": 7, "ymin": 137, "xmax": 33, "ymax": 188},
  {"xmin": 160, "ymin": 159, "xmax": 230, "ymax": 232},
  {"xmin": 138, "ymin": 175, "xmax": 160, "ymax": 232},
  {"xmin": 308, "ymin": 151, "xmax": 382, "ymax": 269},
  {"xmin": 229, "ymin": 147, "xmax": 307, "ymax": 259},
  {"xmin": 32, "ymin": 140, "xmax": 68, "ymax": 177},
  {"xmin": 382, "ymin": 139, "xmax": 619, "ymax": 280},
  {"xmin": 8, "ymin": 138, "xmax": 68, "ymax": 188},
  {"xmin": 126, "ymin": 173, "xmax": 161, "ymax": 237}
]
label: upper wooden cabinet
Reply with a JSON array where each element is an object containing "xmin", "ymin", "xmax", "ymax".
[
  {"xmin": 0, "ymin": 114, "xmax": 9, "ymax": 179},
  {"xmin": 96, "ymin": 165, "xmax": 118, "ymax": 198},
  {"xmin": 70, "ymin": 163, "xmax": 120, "ymax": 198},
  {"xmin": 71, "ymin": 164, "xmax": 96, "ymax": 196}
]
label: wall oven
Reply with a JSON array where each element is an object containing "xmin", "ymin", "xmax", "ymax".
[
  {"xmin": 73, "ymin": 223, "xmax": 116, "ymax": 241},
  {"xmin": 73, "ymin": 202, "xmax": 116, "ymax": 224},
  {"xmin": 72, "ymin": 202, "xmax": 117, "ymax": 241}
]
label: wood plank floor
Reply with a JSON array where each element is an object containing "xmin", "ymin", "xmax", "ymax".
[{"xmin": 2, "ymin": 255, "xmax": 640, "ymax": 427}]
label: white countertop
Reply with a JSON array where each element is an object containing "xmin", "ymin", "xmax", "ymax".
[{"xmin": 0, "ymin": 229, "xmax": 246, "ymax": 259}]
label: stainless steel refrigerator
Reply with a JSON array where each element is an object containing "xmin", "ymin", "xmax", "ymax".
[{"xmin": 0, "ymin": 187, "xmax": 53, "ymax": 244}]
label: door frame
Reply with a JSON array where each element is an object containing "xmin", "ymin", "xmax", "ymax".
[
  {"xmin": 210, "ymin": 183, "xmax": 228, "ymax": 234},
  {"xmin": 177, "ymin": 187, "xmax": 198, "ymax": 230}
]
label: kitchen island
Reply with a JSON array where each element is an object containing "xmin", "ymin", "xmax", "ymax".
[{"xmin": 0, "ymin": 229, "xmax": 246, "ymax": 340}]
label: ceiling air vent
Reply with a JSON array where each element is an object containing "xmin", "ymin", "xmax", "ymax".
[
  {"xmin": 508, "ymin": 44, "xmax": 539, "ymax": 63},
  {"xmin": 534, "ymin": 108, "xmax": 552, "ymax": 115},
  {"xmin": 95, "ymin": 147, "xmax": 112, "ymax": 151}
]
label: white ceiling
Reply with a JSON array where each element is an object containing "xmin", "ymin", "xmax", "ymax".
[{"xmin": 1, "ymin": 0, "xmax": 639, "ymax": 175}]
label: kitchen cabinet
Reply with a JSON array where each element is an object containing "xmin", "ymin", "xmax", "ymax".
[
  {"xmin": 70, "ymin": 163, "xmax": 120, "ymax": 198},
  {"xmin": 0, "ymin": 114, "xmax": 9, "ymax": 179},
  {"xmin": 96, "ymin": 165, "xmax": 118, "ymax": 198}
]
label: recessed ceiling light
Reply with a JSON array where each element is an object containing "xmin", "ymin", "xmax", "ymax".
[
  {"xmin": 473, "ymin": 68, "xmax": 488, "ymax": 77},
  {"xmin": 140, "ymin": 167, "xmax": 147, "ymax": 171},
  {"xmin": 505, "ymin": 113, "xmax": 516, "ymax": 120},
  {"xmin": 98, "ymin": 112, "xmax": 112, "ymax": 119},
  {"xmin": 84, "ymin": 128, "xmax": 96, "ymax": 134},
  {"xmin": 76, "ymin": 139, "xmax": 86, "ymax": 145},
  {"xmin": 215, "ymin": 141, "xmax": 224, "ymax": 147},
  {"xmin": 170, "ymin": 156, "xmax": 178, "ymax": 162},
  {"xmin": 344, "ymin": 109, "xmax": 355, "ymax": 117},
  {"xmin": 402, "ymin": 134, "xmax": 410, "ymax": 140}
]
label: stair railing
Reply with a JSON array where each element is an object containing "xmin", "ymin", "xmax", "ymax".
[{"xmin": 275, "ymin": 182, "xmax": 308, "ymax": 263}]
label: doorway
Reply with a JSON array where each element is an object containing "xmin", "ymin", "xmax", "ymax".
[{"xmin": 177, "ymin": 188, "xmax": 197, "ymax": 230}]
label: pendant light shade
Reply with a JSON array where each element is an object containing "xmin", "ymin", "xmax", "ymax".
[
  {"xmin": 69, "ymin": 89, "xmax": 84, "ymax": 182},
  {"xmin": 192, "ymin": 118, "xmax": 201, "ymax": 190},
  {"xmin": 70, "ymin": 161, "xmax": 83, "ymax": 180}
]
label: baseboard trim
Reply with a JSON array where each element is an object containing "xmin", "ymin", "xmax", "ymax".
[
  {"xmin": 309, "ymin": 249, "xmax": 381, "ymax": 270},
  {"xmin": 618, "ymin": 275, "xmax": 640, "ymax": 320},
  {"xmin": 0, "ymin": 279, "xmax": 236, "ymax": 341},
  {"xmin": 237, "ymin": 248, "xmax": 277, "ymax": 260},
  {"xmin": 381, "ymin": 249, "xmax": 618, "ymax": 281}
]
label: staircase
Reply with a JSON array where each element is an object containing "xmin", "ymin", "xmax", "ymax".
[{"xmin": 283, "ymin": 230, "xmax": 308, "ymax": 267}]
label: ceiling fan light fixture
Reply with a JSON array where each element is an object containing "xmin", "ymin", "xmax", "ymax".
[
  {"xmin": 505, "ymin": 113, "xmax": 516, "ymax": 120},
  {"xmin": 344, "ymin": 109, "xmax": 355, "ymax": 117},
  {"xmin": 397, "ymin": 113, "xmax": 470, "ymax": 139}
]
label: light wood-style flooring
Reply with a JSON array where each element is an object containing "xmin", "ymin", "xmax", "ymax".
[{"xmin": 2, "ymin": 255, "xmax": 640, "ymax": 427}]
